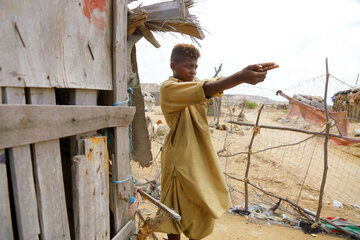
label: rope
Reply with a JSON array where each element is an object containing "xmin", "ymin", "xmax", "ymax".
[
  {"xmin": 110, "ymin": 87, "xmax": 134, "ymax": 184},
  {"xmin": 112, "ymin": 88, "xmax": 134, "ymax": 106},
  {"xmin": 112, "ymin": 174, "xmax": 134, "ymax": 184},
  {"xmin": 110, "ymin": 87, "xmax": 134, "ymax": 158},
  {"xmin": 253, "ymin": 126, "xmax": 261, "ymax": 135}
]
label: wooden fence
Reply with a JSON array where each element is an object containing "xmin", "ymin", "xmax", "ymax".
[{"xmin": 0, "ymin": 1, "xmax": 136, "ymax": 239}]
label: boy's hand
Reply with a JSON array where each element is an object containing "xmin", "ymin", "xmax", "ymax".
[
  {"xmin": 255, "ymin": 62, "xmax": 279, "ymax": 72},
  {"xmin": 203, "ymin": 62, "xmax": 278, "ymax": 97},
  {"xmin": 239, "ymin": 62, "xmax": 279, "ymax": 85}
]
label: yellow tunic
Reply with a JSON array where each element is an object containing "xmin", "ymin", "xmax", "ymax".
[{"xmin": 156, "ymin": 77, "xmax": 231, "ymax": 239}]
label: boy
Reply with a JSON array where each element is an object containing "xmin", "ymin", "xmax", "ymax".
[{"xmin": 156, "ymin": 44, "xmax": 278, "ymax": 240}]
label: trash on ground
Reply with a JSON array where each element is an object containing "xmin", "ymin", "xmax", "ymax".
[{"xmin": 333, "ymin": 200, "xmax": 344, "ymax": 208}]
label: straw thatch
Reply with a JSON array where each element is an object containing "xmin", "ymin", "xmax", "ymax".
[{"xmin": 128, "ymin": 0, "xmax": 204, "ymax": 48}]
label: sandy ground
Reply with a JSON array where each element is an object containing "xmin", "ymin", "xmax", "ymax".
[
  {"xmin": 131, "ymin": 106, "xmax": 360, "ymax": 240},
  {"xmin": 156, "ymin": 214, "xmax": 343, "ymax": 240}
]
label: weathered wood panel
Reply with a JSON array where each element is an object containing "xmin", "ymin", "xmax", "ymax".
[
  {"xmin": 72, "ymin": 137, "xmax": 110, "ymax": 240},
  {"xmin": 30, "ymin": 88, "xmax": 70, "ymax": 240},
  {"xmin": 0, "ymin": 0, "xmax": 112, "ymax": 90},
  {"xmin": 8, "ymin": 147, "xmax": 40, "ymax": 240},
  {"xmin": 0, "ymin": 104, "xmax": 135, "ymax": 149},
  {"xmin": 112, "ymin": 0, "xmax": 133, "ymax": 234},
  {"xmin": 0, "ymin": 150, "xmax": 14, "ymax": 240},
  {"xmin": 0, "ymin": 87, "xmax": 13, "ymax": 240},
  {"xmin": 68, "ymin": 89, "xmax": 98, "ymax": 239},
  {"xmin": 3, "ymin": 87, "xmax": 40, "ymax": 240}
]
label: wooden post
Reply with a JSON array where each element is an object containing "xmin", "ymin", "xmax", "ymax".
[
  {"xmin": 30, "ymin": 88, "xmax": 70, "ymax": 239},
  {"xmin": 0, "ymin": 87, "xmax": 14, "ymax": 240},
  {"xmin": 315, "ymin": 58, "xmax": 330, "ymax": 222},
  {"xmin": 72, "ymin": 137, "xmax": 110, "ymax": 240},
  {"xmin": 0, "ymin": 149, "xmax": 13, "ymax": 240},
  {"xmin": 244, "ymin": 105, "xmax": 264, "ymax": 211},
  {"xmin": 3, "ymin": 87, "xmax": 40, "ymax": 240},
  {"xmin": 212, "ymin": 64, "xmax": 222, "ymax": 124},
  {"xmin": 68, "ymin": 89, "xmax": 98, "ymax": 239},
  {"xmin": 112, "ymin": 0, "xmax": 133, "ymax": 234}
]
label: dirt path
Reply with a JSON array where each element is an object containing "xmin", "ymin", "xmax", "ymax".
[{"xmin": 153, "ymin": 214, "xmax": 342, "ymax": 240}]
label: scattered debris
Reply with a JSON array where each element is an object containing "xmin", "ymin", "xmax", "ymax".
[
  {"xmin": 333, "ymin": 200, "xmax": 344, "ymax": 209},
  {"xmin": 229, "ymin": 203, "xmax": 302, "ymax": 228},
  {"xmin": 353, "ymin": 204, "xmax": 360, "ymax": 209},
  {"xmin": 309, "ymin": 195, "xmax": 318, "ymax": 201},
  {"xmin": 354, "ymin": 129, "xmax": 360, "ymax": 137},
  {"xmin": 299, "ymin": 221, "xmax": 322, "ymax": 234},
  {"xmin": 322, "ymin": 217, "xmax": 360, "ymax": 236},
  {"xmin": 276, "ymin": 117, "xmax": 290, "ymax": 124}
]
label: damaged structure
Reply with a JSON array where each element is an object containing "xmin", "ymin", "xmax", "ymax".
[{"xmin": 332, "ymin": 88, "xmax": 360, "ymax": 121}]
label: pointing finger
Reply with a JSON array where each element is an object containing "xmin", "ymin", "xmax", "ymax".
[{"xmin": 258, "ymin": 62, "xmax": 279, "ymax": 71}]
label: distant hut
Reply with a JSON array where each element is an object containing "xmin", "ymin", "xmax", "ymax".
[{"xmin": 332, "ymin": 88, "xmax": 360, "ymax": 121}]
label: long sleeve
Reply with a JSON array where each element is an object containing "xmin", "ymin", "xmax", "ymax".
[{"xmin": 160, "ymin": 78, "xmax": 208, "ymax": 114}]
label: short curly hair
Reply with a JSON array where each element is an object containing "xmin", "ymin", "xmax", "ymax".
[{"xmin": 170, "ymin": 43, "xmax": 200, "ymax": 63}]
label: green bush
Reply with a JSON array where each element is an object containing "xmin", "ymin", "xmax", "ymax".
[{"xmin": 245, "ymin": 101, "xmax": 258, "ymax": 109}]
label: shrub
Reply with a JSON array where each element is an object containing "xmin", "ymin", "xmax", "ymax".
[{"xmin": 245, "ymin": 101, "xmax": 258, "ymax": 109}]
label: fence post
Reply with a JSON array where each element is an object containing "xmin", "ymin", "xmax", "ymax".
[
  {"xmin": 315, "ymin": 58, "xmax": 330, "ymax": 222},
  {"xmin": 244, "ymin": 105, "xmax": 264, "ymax": 211}
]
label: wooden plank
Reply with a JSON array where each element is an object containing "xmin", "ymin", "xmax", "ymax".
[
  {"xmin": 0, "ymin": 104, "xmax": 135, "ymax": 149},
  {"xmin": 112, "ymin": 0, "xmax": 133, "ymax": 233},
  {"xmin": 70, "ymin": 89, "xmax": 98, "ymax": 106},
  {"xmin": 0, "ymin": 150, "xmax": 14, "ymax": 240},
  {"xmin": 72, "ymin": 137, "xmax": 110, "ymax": 240},
  {"xmin": 3, "ymin": 87, "xmax": 40, "ymax": 240},
  {"xmin": 0, "ymin": 86, "xmax": 14, "ymax": 240},
  {"xmin": 69, "ymin": 89, "xmax": 98, "ymax": 157},
  {"xmin": 68, "ymin": 89, "xmax": 98, "ymax": 239},
  {"xmin": 0, "ymin": 150, "xmax": 13, "ymax": 240},
  {"xmin": 141, "ymin": 1, "xmax": 185, "ymax": 21},
  {"xmin": 72, "ymin": 155, "xmax": 87, "ymax": 240},
  {"xmin": 30, "ymin": 88, "xmax": 70, "ymax": 240},
  {"xmin": 0, "ymin": 0, "xmax": 112, "ymax": 90},
  {"xmin": 111, "ymin": 220, "xmax": 135, "ymax": 240},
  {"xmin": 8, "ymin": 147, "xmax": 40, "ymax": 239},
  {"xmin": 138, "ymin": 190, "xmax": 181, "ymax": 222},
  {"xmin": 67, "ymin": 89, "xmax": 99, "ymax": 239}
]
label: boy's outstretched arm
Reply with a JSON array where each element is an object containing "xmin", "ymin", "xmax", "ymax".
[{"xmin": 203, "ymin": 62, "xmax": 279, "ymax": 97}]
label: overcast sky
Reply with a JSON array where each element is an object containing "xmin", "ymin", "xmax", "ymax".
[{"xmin": 130, "ymin": 0, "xmax": 360, "ymax": 97}]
